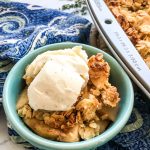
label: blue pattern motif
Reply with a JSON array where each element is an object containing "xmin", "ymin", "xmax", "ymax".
[
  {"xmin": 0, "ymin": 1, "xmax": 91, "ymax": 99},
  {"xmin": 1, "ymin": 1, "xmax": 150, "ymax": 150}
]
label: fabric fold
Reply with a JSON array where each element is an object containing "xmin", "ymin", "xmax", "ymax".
[{"xmin": 0, "ymin": 1, "xmax": 92, "ymax": 98}]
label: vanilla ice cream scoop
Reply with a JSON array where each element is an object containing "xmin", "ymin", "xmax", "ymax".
[{"xmin": 27, "ymin": 46, "xmax": 89, "ymax": 111}]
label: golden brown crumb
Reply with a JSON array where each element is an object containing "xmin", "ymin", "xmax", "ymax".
[
  {"xmin": 78, "ymin": 120, "xmax": 109, "ymax": 140},
  {"xmin": 136, "ymin": 40, "xmax": 150, "ymax": 58},
  {"xmin": 144, "ymin": 56, "xmax": 150, "ymax": 68},
  {"xmin": 18, "ymin": 104, "xmax": 32, "ymax": 119},
  {"xmin": 105, "ymin": 0, "xmax": 150, "ymax": 68},
  {"xmin": 88, "ymin": 53, "xmax": 110, "ymax": 89},
  {"xmin": 97, "ymin": 105, "xmax": 120, "ymax": 122},
  {"xmin": 16, "ymin": 88, "xmax": 28, "ymax": 110},
  {"xmin": 17, "ymin": 53, "xmax": 120, "ymax": 142},
  {"xmin": 101, "ymin": 85, "xmax": 120, "ymax": 107},
  {"xmin": 58, "ymin": 125, "xmax": 80, "ymax": 142},
  {"xmin": 76, "ymin": 97, "xmax": 101, "ymax": 121}
]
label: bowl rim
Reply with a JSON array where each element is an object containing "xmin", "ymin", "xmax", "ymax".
[{"xmin": 3, "ymin": 42, "xmax": 134, "ymax": 150}]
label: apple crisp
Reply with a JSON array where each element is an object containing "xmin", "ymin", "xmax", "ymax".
[
  {"xmin": 105, "ymin": 0, "xmax": 150, "ymax": 68},
  {"xmin": 17, "ymin": 53, "xmax": 120, "ymax": 142}
]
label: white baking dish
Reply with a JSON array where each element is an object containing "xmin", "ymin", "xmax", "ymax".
[{"xmin": 86, "ymin": 0, "xmax": 150, "ymax": 98}]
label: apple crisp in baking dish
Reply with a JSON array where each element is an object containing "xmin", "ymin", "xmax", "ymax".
[{"xmin": 105, "ymin": 0, "xmax": 150, "ymax": 68}]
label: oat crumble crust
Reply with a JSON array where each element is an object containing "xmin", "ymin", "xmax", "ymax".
[
  {"xmin": 105, "ymin": 0, "xmax": 150, "ymax": 68},
  {"xmin": 16, "ymin": 53, "xmax": 120, "ymax": 142}
]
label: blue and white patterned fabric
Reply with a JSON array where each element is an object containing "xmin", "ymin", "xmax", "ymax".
[
  {"xmin": 1, "ymin": 1, "xmax": 150, "ymax": 150},
  {"xmin": 0, "ymin": 0, "xmax": 91, "ymax": 100}
]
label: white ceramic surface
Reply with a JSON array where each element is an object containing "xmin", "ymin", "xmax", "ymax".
[{"xmin": 0, "ymin": 106, "xmax": 24, "ymax": 150}]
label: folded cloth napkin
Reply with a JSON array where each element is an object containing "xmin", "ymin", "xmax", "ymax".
[
  {"xmin": 0, "ymin": 1, "xmax": 91, "ymax": 101},
  {"xmin": 1, "ymin": 1, "xmax": 150, "ymax": 150}
]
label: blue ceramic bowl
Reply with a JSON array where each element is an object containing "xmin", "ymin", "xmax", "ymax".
[{"xmin": 3, "ymin": 42, "xmax": 134, "ymax": 150}]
